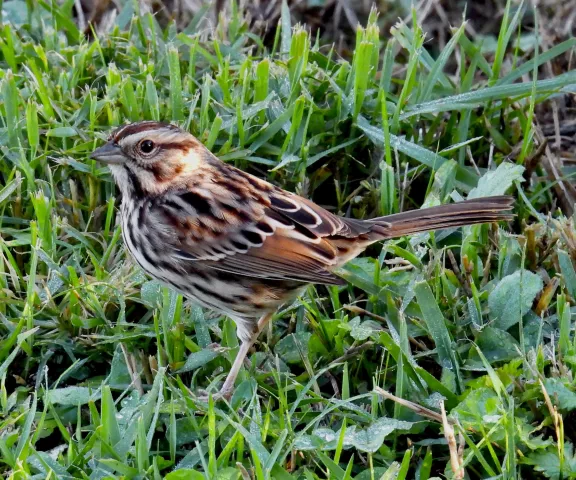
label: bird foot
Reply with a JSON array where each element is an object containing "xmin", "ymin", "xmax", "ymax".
[{"xmin": 193, "ymin": 387, "xmax": 233, "ymax": 403}]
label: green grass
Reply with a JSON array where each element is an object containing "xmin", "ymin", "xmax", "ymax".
[{"xmin": 1, "ymin": 1, "xmax": 576, "ymax": 479}]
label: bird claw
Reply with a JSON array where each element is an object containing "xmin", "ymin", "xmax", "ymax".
[{"xmin": 193, "ymin": 387, "xmax": 233, "ymax": 403}]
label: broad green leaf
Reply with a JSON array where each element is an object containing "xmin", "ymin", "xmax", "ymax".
[
  {"xmin": 294, "ymin": 427, "xmax": 342, "ymax": 451},
  {"xmin": 488, "ymin": 270, "xmax": 543, "ymax": 330},
  {"xmin": 542, "ymin": 378, "xmax": 576, "ymax": 410},
  {"xmin": 165, "ymin": 469, "xmax": 205, "ymax": 480},
  {"xmin": 347, "ymin": 418, "xmax": 415, "ymax": 453},
  {"xmin": 276, "ymin": 332, "xmax": 311, "ymax": 364},
  {"xmin": 469, "ymin": 327, "xmax": 521, "ymax": 364},
  {"xmin": 46, "ymin": 386, "xmax": 101, "ymax": 406},
  {"xmin": 517, "ymin": 421, "xmax": 553, "ymax": 450},
  {"xmin": 453, "ymin": 388, "xmax": 502, "ymax": 429},
  {"xmin": 468, "ymin": 162, "xmax": 524, "ymax": 199},
  {"xmin": 558, "ymin": 249, "xmax": 576, "ymax": 298},
  {"xmin": 523, "ymin": 443, "xmax": 576, "ymax": 480},
  {"xmin": 345, "ymin": 317, "xmax": 381, "ymax": 341},
  {"xmin": 140, "ymin": 280, "xmax": 162, "ymax": 306},
  {"xmin": 177, "ymin": 350, "xmax": 220, "ymax": 373},
  {"xmin": 295, "ymin": 418, "xmax": 414, "ymax": 453}
]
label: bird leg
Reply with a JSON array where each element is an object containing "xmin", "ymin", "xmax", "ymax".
[{"xmin": 217, "ymin": 312, "xmax": 273, "ymax": 400}]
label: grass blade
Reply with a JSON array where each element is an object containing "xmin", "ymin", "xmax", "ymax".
[{"xmin": 414, "ymin": 279, "xmax": 461, "ymax": 393}]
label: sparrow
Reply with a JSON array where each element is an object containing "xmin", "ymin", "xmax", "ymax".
[{"xmin": 91, "ymin": 121, "xmax": 514, "ymax": 399}]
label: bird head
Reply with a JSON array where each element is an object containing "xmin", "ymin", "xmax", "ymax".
[{"xmin": 91, "ymin": 121, "xmax": 205, "ymax": 197}]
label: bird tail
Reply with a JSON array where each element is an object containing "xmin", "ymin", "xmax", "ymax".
[{"xmin": 368, "ymin": 195, "xmax": 514, "ymax": 239}]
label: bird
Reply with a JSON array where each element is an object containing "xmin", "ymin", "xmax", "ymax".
[{"xmin": 91, "ymin": 121, "xmax": 514, "ymax": 399}]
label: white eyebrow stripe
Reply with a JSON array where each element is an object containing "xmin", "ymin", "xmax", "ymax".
[
  {"xmin": 118, "ymin": 130, "xmax": 160, "ymax": 146},
  {"xmin": 117, "ymin": 129, "xmax": 185, "ymax": 147}
]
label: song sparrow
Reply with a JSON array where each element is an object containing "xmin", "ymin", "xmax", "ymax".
[{"xmin": 91, "ymin": 121, "xmax": 514, "ymax": 399}]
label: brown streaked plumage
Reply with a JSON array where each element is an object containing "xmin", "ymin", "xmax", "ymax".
[{"xmin": 91, "ymin": 121, "xmax": 515, "ymax": 399}]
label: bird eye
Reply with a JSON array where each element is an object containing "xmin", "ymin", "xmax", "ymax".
[{"xmin": 139, "ymin": 139, "xmax": 155, "ymax": 154}]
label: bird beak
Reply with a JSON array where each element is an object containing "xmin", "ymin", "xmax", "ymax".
[{"xmin": 90, "ymin": 141, "xmax": 126, "ymax": 164}]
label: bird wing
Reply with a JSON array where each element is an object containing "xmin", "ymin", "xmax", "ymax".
[{"xmin": 148, "ymin": 172, "xmax": 370, "ymax": 285}]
